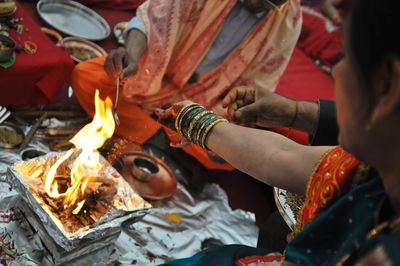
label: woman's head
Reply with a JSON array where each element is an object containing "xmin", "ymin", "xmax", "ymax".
[{"xmin": 334, "ymin": 0, "xmax": 400, "ymax": 164}]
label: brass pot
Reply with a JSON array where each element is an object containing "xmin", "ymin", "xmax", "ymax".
[{"xmin": 131, "ymin": 156, "xmax": 159, "ymax": 182}]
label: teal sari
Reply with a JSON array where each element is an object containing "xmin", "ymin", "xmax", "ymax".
[{"xmin": 160, "ymin": 176, "xmax": 400, "ymax": 265}]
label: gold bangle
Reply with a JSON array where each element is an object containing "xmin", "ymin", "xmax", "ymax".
[
  {"xmin": 187, "ymin": 110, "xmax": 212, "ymax": 142},
  {"xmin": 175, "ymin": 103, "xmax": 200, "ymax": 132},
  {"xmin": 200, "ymin": 118, "xmax": 228, "ymax": 149}
]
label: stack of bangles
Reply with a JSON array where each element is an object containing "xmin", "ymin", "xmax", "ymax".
[{"xmin": 175, "ymin": 103, "xmax": 228, "ymax": 150}]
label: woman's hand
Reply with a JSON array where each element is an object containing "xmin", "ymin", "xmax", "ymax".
[
  {"xmin": 155, "ymin": 100, "xmax": 194, "ymax": 148},
  {"xmin": 222, "ymin": 86, "xmax": 297, "ymax": 128},
  {"xmin": 155, "ymin": 100, "xmax": 194, "ymax": 130}
]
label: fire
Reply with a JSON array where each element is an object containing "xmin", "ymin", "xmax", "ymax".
[{"xmin": 44, "ymin": 90, "xmax": 115, "ymax": 215}]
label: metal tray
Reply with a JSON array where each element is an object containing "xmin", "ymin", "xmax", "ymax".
[
  {"xmin": 274, "ymin": 187, "xmax": 296, "ymax": 231},
  {"xmin": 0, "ymin": 122, "xmax": 25, "ymax": 149},
  {"xmin": 58, "ymin": 36, "xmax": 107, "ymax": 63},
  {"xmin": 37, "ymin": 0, "xmax": 111, "ymax": 41}
]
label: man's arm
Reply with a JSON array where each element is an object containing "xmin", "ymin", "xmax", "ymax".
[
  {"xmin": 223, "ymin": 87, "xmax": 338, "ymax": 146},
  {"xmin": 309, "ymin": 100, "xmax": 338, "ymax": 146},
  {"xmin": 104, "ymin": 17, "xmax": 148, "ymax": 78}
]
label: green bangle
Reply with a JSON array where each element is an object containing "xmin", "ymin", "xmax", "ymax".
[
  {"xmin": 200, "ymin": 118, "xmax": 228, "ymax": 149},
  {"xmin": 175, "ymin": 103, "xmax": 200, "ymax": 132},
  {"xmin": 193, "ymin": 113, "xmax": 220, "ymax": 145},
  {"xmin": 187, "ymin": 111, "xmax": 212, "ymax": 142},
  {"xmin": 180, "ymin": 107, "xmax": 205, "ymax": 140}
]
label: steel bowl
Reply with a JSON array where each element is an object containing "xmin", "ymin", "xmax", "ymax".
[{"xmin": 0, "ymin": 34, "xmax": 15, "ymax": 62}]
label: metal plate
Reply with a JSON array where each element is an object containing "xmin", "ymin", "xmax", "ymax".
[
  {"xmin": 0, "ymin": 122, "xmax": 24, "ymax": 149},
  {"xmin": 273, "ymin": 187, "xmax": 296, "ymax": 231},
  {"xmin": 37, "ymin": 0, "xmax": 110, "ymax": 41},
  {"xmin": 59, "ymin": 36, "xmax": 107, "ymax": 63}
]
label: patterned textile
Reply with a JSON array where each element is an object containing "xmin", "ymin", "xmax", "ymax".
[
  {"xmin": 160, "ymin": 147, "xmax": 400, "ymax": 265},
  {"xmin": 123, "ymin": 0, "xmax": 302, "ymax": 113},
  {"xmin": 294, "ymin": 146, "xmax": 370, "ymax": 234}
]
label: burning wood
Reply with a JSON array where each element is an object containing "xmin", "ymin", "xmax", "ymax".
[{"xmin": 9, "ymin": 90, "xmax": 151, "ymax": 237}]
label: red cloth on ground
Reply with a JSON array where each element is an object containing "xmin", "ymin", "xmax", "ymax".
[
  {"xmin": 0, "ymin": 2, "xmax": 74, "ymax": 106},
  {"xmin": 78, "ymin": 0, "xmax": 144, "ymax": 11}
]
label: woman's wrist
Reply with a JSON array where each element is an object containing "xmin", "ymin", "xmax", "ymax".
[{"xmin": 175, "ymin": 104, "xmax": 227, "ymax": 149}]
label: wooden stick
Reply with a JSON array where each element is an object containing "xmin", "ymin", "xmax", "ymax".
[{"xmin": 18, "ymin": 112, "xmax": 48, "ymax": 153}]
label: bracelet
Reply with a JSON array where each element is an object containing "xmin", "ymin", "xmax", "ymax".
[
  {"xmin": 178, "ymin": 105, "xmax": 204, "ymax": 138},
  {"xmin": 187, "ymin": 111, "xmax": 212, "ymax": 142},
  {"xmin": 23, "ymin": 41, "xmax": 38, "ymax": 54},
  {"xmin": 194, "ymin": 113, "xmax": 220, "ymax": 145},
  {"xmin": 192, "ymin": 113, "xmax": 218, "ymax": 145},
  {"xmin": 200, "ymin": 118, "xmax": 228, "ymax": 150},
  {"xmin": 180, "ymin": 107, "xmax": 205, "ymax": 140},
  {"xmin": 174, "ymin": 102, "xmax": 228, "ymax": 150},
  {"xmin": 175, "ymin": 103, "xmax": 200, "ymax": 131}
]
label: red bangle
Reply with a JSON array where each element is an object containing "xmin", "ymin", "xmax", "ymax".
[{"xmin": 23, "ymin": 41, "xmax": 37, "ymax": 54}]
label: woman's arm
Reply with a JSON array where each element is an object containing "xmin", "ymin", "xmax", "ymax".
[{"xmin": 206, "ymin": 122, "xmax": 331, "ymax": 195}]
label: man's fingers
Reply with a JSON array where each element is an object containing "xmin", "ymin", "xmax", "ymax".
[
  {"xmin": 235, "ymin": 103, "xmax": 258, "ymax": 122},
  {"xmin": 222, "ymin": 86, "xmax": 252, "ymax": 107},
  {"xmin": 112, "ymin": 49, "xmax": 125, "ymax": 75},
  {"xmin": 122, "ymin": 63, "xmax": 138, "ymax": 78},
  {"xmin": 222, "ymin": 88, "xmax": 238, "ymax": 107},
  {"xmin": 227, "ymin": 105, "xmax": 236, "ymax": 120},
  {"xmin": 104, "ymin": 50, "xmax": 117, "ymax": 79}
]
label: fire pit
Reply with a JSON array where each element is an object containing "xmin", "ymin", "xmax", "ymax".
[
  {"xmin": 5, "ymin": 90, "xmax": 151, "ymax": 264},
  {"xmin": 7, "ymin": 153, "xmax": 150, "ymax": 264}
]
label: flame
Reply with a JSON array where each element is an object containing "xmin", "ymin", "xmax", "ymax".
[{"xmin": 44, "ymin": 90, "xmax": 115, "ymax": 214}]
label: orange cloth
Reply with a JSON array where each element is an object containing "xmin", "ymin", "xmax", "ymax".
[
  {"xmin": 294, "ymin": 146, "xmax": 370, "ymax": 234},
  {"xmin": 71, "ymin": 57, "xmax": 233, "ymax": 170}
]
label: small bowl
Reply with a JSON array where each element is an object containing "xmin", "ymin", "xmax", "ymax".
[
  {"xmin": 20, "ymin": 149, "xmax": 47, "ymax": 160},
  {"xmin": 0, "ymin": 34, "xmax": 15, "ymax": 62},
  {"xmin": 0, "ymin": 1, "xmax": 16, "ymax": 18},
  {"xmin": 58, "ymin": 36, "xmax": 107, "ymax": 63},
  {"xmin": 0, "ymin": 122, "xmax": 24, "ymax": 149},
  {"xmin": 121, "ymin": 151, "xmax": 177, "ymax": 200},
  {"xmin": 131, "ymin": 156, "xmax": 159, "ymax": 182}
]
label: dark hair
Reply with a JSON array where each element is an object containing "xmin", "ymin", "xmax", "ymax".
[{"xmin": 348, "ymin": 0, "xmax": 400, "ymax": 95}]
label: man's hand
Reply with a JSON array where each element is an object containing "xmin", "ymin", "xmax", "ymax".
[
  {"xmin": 222, "ymin": 86, "xmax": 297, "ymax": 129},
  {"xmin": 104, "ymin": 46, "xmax": 138, "ymax": 79},
  {"xmin": 104, "ymin": 29, "xmax": 147, "ymax": 79}
]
